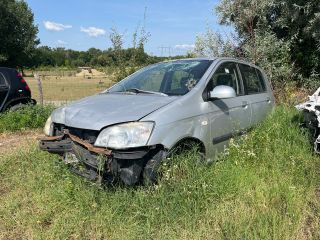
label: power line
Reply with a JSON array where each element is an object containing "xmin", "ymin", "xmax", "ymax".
[{"xmin": 158, "ymin": 46, "xmax": 172, "ymax": 57}]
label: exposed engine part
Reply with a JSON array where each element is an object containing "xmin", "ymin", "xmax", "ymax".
[
  {"xmin": 296, "ymin": 87, "xmax": 320, "ymax": 154},
  {"xmin": 39, "ymin": 131, "xmax": 166, "ymax": 186},
  {"xmin": 38, "ymin": 129, "xmax": 112, "ymax": 155}
]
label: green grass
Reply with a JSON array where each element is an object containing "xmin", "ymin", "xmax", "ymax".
[
  {"xmin": 0, "ymin": 105, "xmax": 54, "ymax": 133},
  {"xmin": 0, "ymin": 106, "xmax": 319, "ymax": 239}
]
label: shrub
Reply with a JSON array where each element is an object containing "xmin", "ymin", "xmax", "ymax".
[{"xmin": 0, "ymin": 104, "xmax": 55, "ymax": 133}]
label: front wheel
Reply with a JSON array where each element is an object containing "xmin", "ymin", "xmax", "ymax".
[
  {"xmin": 142, "ymin": 142, "xmax": 205, "ymax": 185},
  {"xmin": 142, "ymin": 150, "xmax": 167, "ymax": 185}
]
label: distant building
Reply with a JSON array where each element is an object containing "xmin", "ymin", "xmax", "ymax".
[{"xmin": 78, "ymin": 67, "xmax": 92, "ymax": 73}]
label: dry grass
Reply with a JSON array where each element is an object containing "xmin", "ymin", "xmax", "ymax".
[
  {"xmin": 25, "ymin": 75, "xmax": 114, "ymax": 102},
  {"xmin": 0, "ymin": 129, "xmax": 42, "ymax": 154}
]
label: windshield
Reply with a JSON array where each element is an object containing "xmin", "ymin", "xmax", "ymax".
[{"xmin": 107, "ymin": 60, "xmax": 212, "ymax": 96}]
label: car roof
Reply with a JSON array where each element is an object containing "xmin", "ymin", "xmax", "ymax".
[
  {"xmin": 165, "ymin": 57, "xmax": 264, "ymax": 72},
  {"xmin": 167, "ymin": 57, "xmax": 252, "ymax": 63},
  {"xmin": 0, "ymin": 67, "xmax": 16, "ymax": 73}
]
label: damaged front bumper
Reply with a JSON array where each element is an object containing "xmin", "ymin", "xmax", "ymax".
[
  {"xmin": 39, "ymin": 130, "xmax": 162, "ymax": 185},
  {"xmin": 296, "ymin": 87, "xmax": 320, "ymax": 154}
]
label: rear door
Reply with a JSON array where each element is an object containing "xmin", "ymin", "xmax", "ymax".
[
  {"xmin": 0, "ymin": 72, "xmax": 9, "ymax": 111},
  {"xmin": 238, "ymin": 64, "xmax": 273, "ymax": 125}
]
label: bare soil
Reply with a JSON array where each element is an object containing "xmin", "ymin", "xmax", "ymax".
[{"xmin": 0, "ymin": 130, "xmax": 42, "ymax": 154}]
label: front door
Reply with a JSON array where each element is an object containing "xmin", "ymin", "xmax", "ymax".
[{"xmin": 205, "ymin": 62, "xmax": 252, "ymax": 157}]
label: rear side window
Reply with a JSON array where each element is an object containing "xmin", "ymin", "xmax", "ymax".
[
  {"xmin": 255, "ymin": 69, "xmax": 268, "ymax": 90},
  {"xmin": 0, "ymin": 73, "xmax": 7, "ymax": 86},
  {"xmin": 239, "ymin": 64, "xmax": 266, "ymax": 94}
]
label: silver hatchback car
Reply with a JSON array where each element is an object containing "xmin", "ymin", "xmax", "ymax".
[{"xmin": 40, "ymin": 58, "xmax": 275, "ymax": 185}]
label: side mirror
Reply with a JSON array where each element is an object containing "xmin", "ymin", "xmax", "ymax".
[{"xmin": 209, "ymin": 85, "xmax": 236, "ymax": 100}]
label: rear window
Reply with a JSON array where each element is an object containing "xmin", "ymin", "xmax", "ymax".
[{"xmin": 239, "ymin": 64, "xmax": 266, "ymax": 94}]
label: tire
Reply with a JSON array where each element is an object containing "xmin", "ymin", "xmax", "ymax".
[
  {"xmin": 169, "ymin": 140, "xmax": 205, "ymax": 163},
  {"xmin": 8, "ymin": 103, "xmax": 26, "ymax": 112},
  {"xmin": 142, "ymin": 150, "xmax": 167, "ymax": 185},
  {"xmin": 142, "ymin": 142, "xmax": 205, "ymax": 185}
]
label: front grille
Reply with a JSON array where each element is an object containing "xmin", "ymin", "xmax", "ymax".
[{"xmin": 53, "ymin": 123, "xmax": 99, "ymax": 144}]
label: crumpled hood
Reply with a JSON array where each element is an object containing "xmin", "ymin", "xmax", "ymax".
[{"xmin": 51, "ymin": 93, "xmax": 177, "ymax": 130}]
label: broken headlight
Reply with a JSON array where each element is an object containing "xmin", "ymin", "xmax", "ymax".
[
  {"xmin": 43, "ymin": 116, "xmax": 53, "ymax": 136},
  {"xmin": 94, "ymin": 122, "xmax": 154, "ymax": 149}
]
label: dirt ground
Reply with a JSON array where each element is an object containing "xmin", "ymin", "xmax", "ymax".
[{"xmin": 0, "ymin": 130, "xmax": 42, "ymax": 154}]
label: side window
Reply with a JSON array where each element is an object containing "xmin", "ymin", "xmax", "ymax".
[
  {"xmin": 239, "ymin": 64, "xmax": 266, "ymax": 94},
  {"xmin": 209, "ymin": 62, "xmax": 241, "ymax": 95},
  {"xmin": 0, "ymin": 73, "xmax": 7, "ymax": 86},
  {"xmin": 255, "ymin": 69, "xmax": 267, "ymax": 92}
]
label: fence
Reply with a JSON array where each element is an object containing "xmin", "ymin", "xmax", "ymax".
[{"xmin": 25, "ymin": 73, "xmax": 113, "ymax": 105}]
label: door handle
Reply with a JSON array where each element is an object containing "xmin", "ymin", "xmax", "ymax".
[
  {"xmin": 266, "ymin": 97, "xmax": 271, "ymax": 103},
  {"xmin": 242, "ymin": 101, "xmax": 248, "ymax": 108}
]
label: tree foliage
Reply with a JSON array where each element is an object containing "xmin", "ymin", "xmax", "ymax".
[
  {"xmin": 0, "ymin": 0, "xmax": 39, "ymax": 67},
  {"xmin": 30, "ymin": 46, "xmax": 163, "ymax": 69},
  {"xmin": 242, "ymin": 30, "xmax": 292, "ymax": 87},
  {"xmin": 195, "ymin": 0, "xmax": 320, "ymax": 88},
  {"xmin": 194, "ymin": 28, "xmax": 235, "ymax": 57},
  {"xmin": 107, "ymin": 17, "xmax": 152, "ymax": 81},
  {"xmin": 109, "ymin": 27, "xmax": 124, "ymax": 51}
]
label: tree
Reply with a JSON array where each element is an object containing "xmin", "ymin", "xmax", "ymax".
[
  {"xmin": 264, "ymin": 1, "xmax": 320, "ymax": 79},
  {"xmin": 0, "ymin": 0, "xmax": 39, "ymax": 67},
  {"xmin": 195, "ymin": 0, "xmax": 319, "ymax": 88},
  {"xmin": 109, "ymin": 27, "xmax": 124, "ymax": 51},
  {"xmin": 215, "ymin": 0, "xmax": 320, "ymax": 84},
  {"xmin": 194, "ymin": 28, "xmax": 236, "ymax": 57}
]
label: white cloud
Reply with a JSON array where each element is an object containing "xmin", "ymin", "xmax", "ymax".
[
  {"xmin": 44, "ymin": 21, "xmax": 72, "ymax": 31},
  {"xmin": 175, "ymin": 44, "xmax": 195, "ymax": 50},
  {"xmin": 57, "ymin": 40, "xmax": 67, "ymax": 45},
  {"xmin": 80, "ymin": 27, "xmax": 106, "ymax": 37}
]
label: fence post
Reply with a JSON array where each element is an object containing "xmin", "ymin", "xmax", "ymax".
[{"xmin": 34, "ymin": 73, "xmax": 43, "ymax": 105}]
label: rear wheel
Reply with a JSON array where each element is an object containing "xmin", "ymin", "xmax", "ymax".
[{"xmin": 8, "ymin": 103, "xmax": 26, "ymax": 112}]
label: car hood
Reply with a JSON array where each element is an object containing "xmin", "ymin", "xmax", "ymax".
[{"xmin": 51, "ymin": 93, "xmax": 177, "ymax": 130}]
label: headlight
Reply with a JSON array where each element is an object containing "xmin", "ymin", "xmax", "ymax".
[
  {"xmin": 43, "ymin": 116, "xmax": 53, "ymax": 136},
  {"xmin": 94, "ymin": 122, "xmax": 154, "ymax": 149}
]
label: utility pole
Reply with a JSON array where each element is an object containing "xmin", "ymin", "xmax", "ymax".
[{"xmin": 158, "ymin": 46, "xmax": 172, "ymax": 57}]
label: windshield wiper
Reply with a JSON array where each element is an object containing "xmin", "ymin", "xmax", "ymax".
[{"xmin": 125, "ymin": 88, "xmax": 168, "ymax": 96}]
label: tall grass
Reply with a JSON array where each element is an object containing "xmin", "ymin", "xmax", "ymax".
[
  {"xmin": 0, "ymin": 105, "xmax": 54, "ymax": 133},
  {"xmin": 0, "ymin": 106, "xmax": 319, "ymax": 239}
]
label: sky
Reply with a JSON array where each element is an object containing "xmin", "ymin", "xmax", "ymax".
[{"xmin": 25, "ymin": 0, "xmax": 229, "ymax": 56}]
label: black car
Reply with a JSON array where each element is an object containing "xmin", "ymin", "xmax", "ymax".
[{"xmin": 0, "ymin": 67, "xmax": 36, "ymax": 112}]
